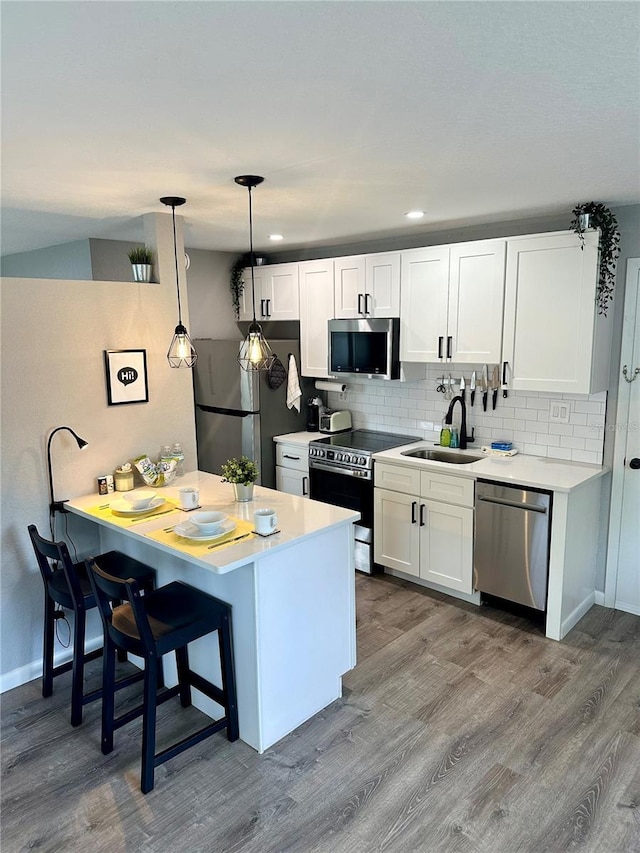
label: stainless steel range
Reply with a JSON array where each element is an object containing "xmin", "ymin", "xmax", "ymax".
[{"xmin": 308, "ymin": 429, "xmax": 420, "ymax": 573}]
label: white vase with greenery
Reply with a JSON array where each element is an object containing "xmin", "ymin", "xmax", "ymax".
[{"xmin": 220, "ymin": 456, "xmax": 259, "ymax": 502}]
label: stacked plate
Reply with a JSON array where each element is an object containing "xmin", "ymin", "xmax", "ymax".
[{"xmin": 174, "ymin": 511, "xmax": 236, "ymax": 542}]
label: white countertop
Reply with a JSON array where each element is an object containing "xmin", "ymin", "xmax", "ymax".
[
  {"xmin": 66, "ymin": 471, "xmax": 360, "ymax": 573},
  {"xmin": 273, "ymin": 431, "xmax": 324, "ymax": 446},
  {"xmin": 373, "ymin": 443, "xmax": 609, "ymax": 493}
]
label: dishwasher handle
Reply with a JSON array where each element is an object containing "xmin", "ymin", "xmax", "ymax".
[{"xmin": 476, "ymin": 494, "xmax": 548, "ymax": 514}]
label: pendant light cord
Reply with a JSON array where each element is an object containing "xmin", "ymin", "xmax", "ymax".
[
  {"xmin": 170, "ymin": 204, "xmax": 183, "ymax": 326},
  {"xmin": 248, "ymin": 185, "xmax": 257, "ymax": 324}
]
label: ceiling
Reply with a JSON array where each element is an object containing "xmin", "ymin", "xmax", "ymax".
[{"xmin": 2, "ymin": 1, "xmax": 639, "ymax": 258}]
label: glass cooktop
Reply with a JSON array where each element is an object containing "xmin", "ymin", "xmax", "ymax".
[{"xmin": 312, "ymin": 429, "xmax": 420, "ymax": 454}]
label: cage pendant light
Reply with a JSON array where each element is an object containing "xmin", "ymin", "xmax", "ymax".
[
  {"xmin": 235, "ymin": 175, "xmax": 275, "ymax": 372},
  {"xmin": 160, "ymin": 196, "xmax": 197, "ymax": 368}
]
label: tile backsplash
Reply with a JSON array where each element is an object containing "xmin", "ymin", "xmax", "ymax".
[{"xmin": 324, "ymin": 363, "xmax": 606, "ymax": 465}]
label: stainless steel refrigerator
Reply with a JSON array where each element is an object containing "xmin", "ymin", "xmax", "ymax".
[{"xmin": 193, "ymin": 339, "xmax": 312, "ymax": 489}]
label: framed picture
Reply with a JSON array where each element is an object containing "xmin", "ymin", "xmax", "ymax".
[{"xmin": 104, "ymin": 349, "xmax": 149, "ymax": 405}]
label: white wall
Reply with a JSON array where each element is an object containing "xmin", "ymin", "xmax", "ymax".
[
  {"xmin": 0, "ymin": 212, "xmax": 197, "ymax": 691},
  {"xmin": 1, "ymin": 239, "xmax": 93, "ymax": 279}
]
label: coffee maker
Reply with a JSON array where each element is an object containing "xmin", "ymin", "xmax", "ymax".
[{"xmin": 306, "ymin": 396, "xmax": 324, "ymax": 432}]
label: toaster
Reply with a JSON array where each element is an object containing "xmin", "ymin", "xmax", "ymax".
[{"xmin": 319, "ymin": 410, "xmax": 352, "ymax": 434}]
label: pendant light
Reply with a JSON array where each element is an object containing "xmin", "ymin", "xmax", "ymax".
[
  {"xmin": 235, "ymin": 175, "xmax": 275, "ymax": 371},
  {"xmin": 160, "ymin": 196, "xmax": 197, "ymax": 368}
]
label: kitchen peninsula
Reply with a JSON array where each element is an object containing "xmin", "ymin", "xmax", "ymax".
[{"xmin": 66, "ymin": 472, "xmax": 360, "ymax": 753}]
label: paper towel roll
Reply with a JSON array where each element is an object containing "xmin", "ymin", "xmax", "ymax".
[{"xmin": 315, "ymin": 380, "xmax": 347, "ymax": 394}]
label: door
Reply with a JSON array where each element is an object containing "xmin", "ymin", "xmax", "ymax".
[
  {"xmin": 366, "ymin": 253, "xmax": 401, "ymax": 317},
  {"xmin": 193, "ymin": 339, "xmax": 258, "ymax": 412},
  {"xmin": 195, "ymin": 409, "xmax": 260, "ymax": 477},
  {"xmin": 373, "ymin": 487, "xmax": 420, "ymax": 577},
  {"xmin": 502, "ymin": 231, "xmax": 599, "ymax": 393},
  {"xmin": 262, "ymin": 263, "xmax": 300, "ymax": 321},
  {"xmin": 420, "ymin": 499, "xmax": 474, "ymax": 594},
  {"xmin": 238, "ymin": 267, "xmax": 267, "ymax": 321},
  {"xmin": 400, "ymin": 246, "xmax": 449, "ymax": 362},
  {"xmin": 299, "ymin": 259, "xmax": 335, "ymax": 377},
  {"xmin": 448, "ymin": 240, "xmax": 506, "ymax": 363},
  {"xmin": 334, "ymin": 256, "xmax": 366, "ymax": 318},
  {"xmin": 606, "ymin": 259, "xmax": 640, "ymax": 614},
  {"xmin": 276, "ymin": 467, "xmax": 309, "ymax": 497}
]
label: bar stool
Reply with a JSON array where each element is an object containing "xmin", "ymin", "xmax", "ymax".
[
  {"xmin": 27, "ymin": 524, "xmax": 157, "ymax": 727},
  {"xmin": 88, "ymin": 559, "xmax": 239, "ymax": 794}
]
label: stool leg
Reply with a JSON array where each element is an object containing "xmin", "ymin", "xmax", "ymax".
[
  {"xmin": 101, "ymin": 640, "xmax": 116, "ymax": 755},
  {"xmin": 42, "ymin": 596, "xmax": 56, "ymax": 698},
  {"xmin": 141, "ymin": 657, "xmax": 158, "ymax": 795},
  {"xmin": 219, "ymin": 614, "xmax": 239, "ymax": 742},
  {"xmin": 175, "ymin": 646, "xmax": 191, "ymax": 708},
  {"xmin": 70, "ymin": 609, "xmax": 86, "ymax": 727}
]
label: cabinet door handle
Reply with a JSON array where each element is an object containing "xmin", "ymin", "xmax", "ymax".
[
  {"xmin": 411, "ymin": 501, "xmax": 417, "ymax": 524},
  {"xmin": 358, "ymin": 293, "xmax": 364, "ymax": 315},
  {"xmin": 260, "ymin": 298, "xmax": 265, "ymax": 317},
  {"xmin": 302, "ymin": 475, "xmax": 308, "ymax": 495},
  {"xmin": 438, "ymin": 336, "xmax": 444, "ymax": 359},
  {"xmin": 266, "ymin": 298, "xmax": 271, "ymax": 317},
  {"xmin": 447, "ymin": 336, "xmax": 453, "ymax": 359},
  {"xmin": 419, "ymin": 503, "xmax": 425, "ymax": 527},
  {"xmin": 365, "ymin": 293, "xmax": 371, "ymax": 315},
  {"xmin": 283, "ymin": 454, "xmax": 300, "ymax": 460}
]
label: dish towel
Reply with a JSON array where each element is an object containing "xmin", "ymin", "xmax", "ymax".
[{"xmin": 286, "ymin": 353, "xmax": 302, "ymax": 412}]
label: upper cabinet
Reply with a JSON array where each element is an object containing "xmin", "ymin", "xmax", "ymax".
[
  {"xmin": 298, "ymin": 259, "xmax": 334, "ymax": 378},
  {"xmin": 502, "ymin": 230, "xmax": 609, "ymax": 394},
  {"xmin": 239, "ymin": 263, "xmax": 299, "ymax": 322},
  {"xmin": 334, "ymin": 252, "xmax": 401, "ymax": 318},
  {"xmin": 400, "ymin": 240, "xmax": 506, "ymax": 363}
]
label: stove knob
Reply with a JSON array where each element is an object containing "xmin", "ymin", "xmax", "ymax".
[
  {"xmin": 358, "ymin": 456, "xmax": 366, "ymax": 465},
  {"xmin": 343, "ymin": 453, "xmax": 352, "ymax": 464}
]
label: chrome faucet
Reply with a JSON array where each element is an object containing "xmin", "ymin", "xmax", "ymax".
[{"xmin": 444, "ymin": 395, "xmax": 472, "ymax": 449}]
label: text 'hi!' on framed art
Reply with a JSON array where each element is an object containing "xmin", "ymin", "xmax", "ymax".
[{"xmin": 104, "ymin": 349, "xmax": 149, "ymax": 405}]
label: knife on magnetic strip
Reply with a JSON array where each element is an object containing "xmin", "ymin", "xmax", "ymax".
[
  {"xmin": 481, "ymin": 365, "xmax": 488, "ymax": 411},
  {"xmin": 470, "ymin": 371, "xmax": 476, "ymax": 406},
  {"xmin": 491, "ymin": 364, "xmax": 500, "ymax": 410}
]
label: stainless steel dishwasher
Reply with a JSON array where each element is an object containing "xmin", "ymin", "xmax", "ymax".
[{"xmin": 474, "ymin": 480, "xmax": 552, "ymax": 611}]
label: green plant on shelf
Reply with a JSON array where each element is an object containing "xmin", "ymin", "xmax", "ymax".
[
  {"xmin": 569, "ymin": 201, "xmax": 620, "ymax": 317},
  {"xmin": 127, "ymin": 245, "xmax": 154, "ymax": 265},
  {"xmin": 220, "ymin": 456, "xmax": 259, "ymax": 486}
]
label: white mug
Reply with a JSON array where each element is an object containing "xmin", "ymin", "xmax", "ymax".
[
  {"xmin": 254, "ymin": 508, "xmax": 278, "ymax": 535},
  {"xmin": 179, "ymin": 487, "xmax": 199, "ymax": 510}
]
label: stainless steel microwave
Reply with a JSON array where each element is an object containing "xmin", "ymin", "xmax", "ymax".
[{"xmin": 328, "ymin": 318, "xmax": 401, "ymax": 380}]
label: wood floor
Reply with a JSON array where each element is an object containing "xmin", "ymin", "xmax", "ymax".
[{"xmin": 2, "ymin": 573, "xmax": 640, "ymax": 853}]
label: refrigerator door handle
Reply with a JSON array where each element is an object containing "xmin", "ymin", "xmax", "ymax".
[{"xmin": 197, "ymin": 404, "xmax": 259, "ymax": 417}]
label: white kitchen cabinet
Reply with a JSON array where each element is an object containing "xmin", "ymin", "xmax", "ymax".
[
  {"xmin": 239, "ymin": 263, "xmax": 299, "ymax": 322},
  {"xmin": 334, "ymin": 252, "xmax": 401, "ymax": 319},
  {"xmin": 400, "ymin": 240, "xmax": 506, "ymax": 364},
  {"xmin": 299, "ymin": 259, "xmax": 334, "ymax": 378},
  {"xmin": 275, "ymin": 440, "xmax": 309, "ymax": 498},
  {"xmin": 374, "ymin": 462, "xmax": 474, "ymax": 594},
  {"xmin": 502, "ymin": 230, "xmax": 609, "ymax": 394}
]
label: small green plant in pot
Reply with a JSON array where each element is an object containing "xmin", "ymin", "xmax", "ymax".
[
  {"xmin": 569, "ymin": 202, "xmax": 620, "ymax": 317},
  {"xmin": 220, "ymin": 455, "xmax": 259, "ymax": 501},
  {"xmin": 127, "ymin": 245, "xmax": 154, "ymax": 282}
]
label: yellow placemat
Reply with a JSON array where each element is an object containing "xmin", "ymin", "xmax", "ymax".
[
  {"xmin": 85, "ymin": 497, "xmax": 181, "ymax": 528},
  {"xmin": 145, "ymin": 516, "xmax": 255, "ymax": 557}
]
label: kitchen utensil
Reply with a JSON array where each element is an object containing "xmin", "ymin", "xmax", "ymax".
[
  {"xmin": 460, "ymin": 375, "xmax": 465, "ymax": 402},
  {"xmin": 502, "ymin": 361, "xmax": 509, "ymax": 398},
  {"xmin": 207, "ymin": 531, "xmax": 252, "ymax": 549},
  {"xmin": 111, "ymin": 496, "xmax": 165, "ymax": 515},
  {"xmin": 447, "ymin": 374, "xmax": 453, "ymax": 400},
  {"xmin": 491, "ymin": 365, "xmax": 500, "ymax": 410},
  {"xmin": 470, "ymin": 371, "xmax": 476, "ymax": 406},
  {"xmin": 190, "ymin": 510, "xmax": 227, "ymax": 535},
  {"xmin": 123, "ymin": 489, "xmax": 157, "ymax": 509},
  {"xmin": 129, "ymin": 508, "xmax": 176, "ymax": 523},
  {"xmin": 481, "ymin": 365, "xmax": 488, "ymax": 411}
]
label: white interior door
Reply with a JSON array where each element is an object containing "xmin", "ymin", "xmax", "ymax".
[{"xmin": 606, "ymin": 259, "xmax": 640, "ymax": 615}]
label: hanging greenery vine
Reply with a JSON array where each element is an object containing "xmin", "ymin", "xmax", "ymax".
[
  {"xmin": 569, "ymin": 201, "xmax": 621, "ymax": 317},
  {"xmin": 230, "ymin": 255, "xmax": 248, "ymax": 319}
]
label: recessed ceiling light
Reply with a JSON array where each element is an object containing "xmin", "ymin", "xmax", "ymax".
[
  {"xmin": 269, "ymin": 233, "xmax": 284, "ymax": 241},
  {"xmin": 405, "ymin": 210, "xmax": 425, "ymax": 220}
]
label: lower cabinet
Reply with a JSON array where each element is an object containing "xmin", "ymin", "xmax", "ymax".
[
  {"xmin": 275, "ymin": 441, "xmax": 310, "ymax": 498},
  {"xmin": 374, "ymin": 462, "xmax": 474, "ymax": 594}
]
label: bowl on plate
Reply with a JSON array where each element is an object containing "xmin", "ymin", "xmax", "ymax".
[
  {"xmin": 190, "ymin": 511, "xmax": 227, "ymax": 535},
  {"xmin": 124, "ymin": 490, "xmax": 157, "ymax": 510}
]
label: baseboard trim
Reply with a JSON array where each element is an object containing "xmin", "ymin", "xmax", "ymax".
[
  {"xmin": 0, "ymin": 637, "xmax": 102, "ymax": 695},
  {"xmin": 613, "ymin": 600, "xmax": 640, "ymax": 617},
  {"xmin": 594, "ymin": 590, "xmax": 605, "ymax": 607},
  {"xmin": 560, "ymin": 592, "xmax": 596, "ymax": 639}
]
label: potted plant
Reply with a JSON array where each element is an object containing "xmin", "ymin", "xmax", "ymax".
[
  {"xmin": 569, "ymin": 202, "xmax": 621, "ymax": 317},
  {"xmin": 220, "ymin": 455, "xmax": 259, "ymax": 501},
  {"xmin": 230, "ymin": 255, "xmax": 247, "ymax": 319},
  {"xmin": 127, "ymin": 245, "xmax": 154, "ymax": 283}
]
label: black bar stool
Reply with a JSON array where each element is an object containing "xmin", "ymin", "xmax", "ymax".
[
  {"xmin": 27, "ymin": 524, "xmax": 157, "ymax": 727},
  {"xmin": 88, "ymin": 559, "xmax": 239, "ymax": 794}
]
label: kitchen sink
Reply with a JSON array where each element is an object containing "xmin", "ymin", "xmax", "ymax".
[{"xmin": 401, "ymin": 448, "xmax": 483, "ymax": 464}]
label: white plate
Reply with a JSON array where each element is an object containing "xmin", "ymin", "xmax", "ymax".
[
  {"xmin": 111, "ymin": 496, "xmax": 166, "ymax": 515},
  {"xmin": 174, "ymin": 518, "xmax": 237, "ymax": 542}
]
